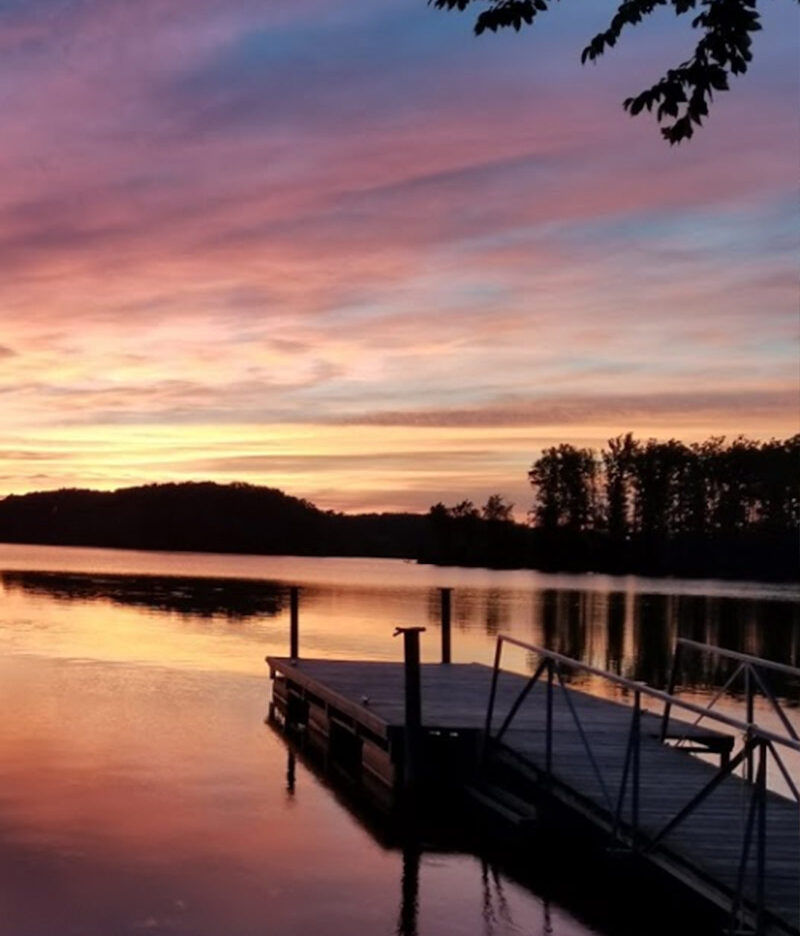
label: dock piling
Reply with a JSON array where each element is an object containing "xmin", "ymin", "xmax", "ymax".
[
  {"xmin": 394, "ymin": 625, "xmax": 426, "ymax": 789},
  {"xmin": 394, "ymin": 626, "xmax": 425, "ymax": 730},
  {"xmin": 290, "ymin": 586, "xmax": 299, "ymax": 660},
  {"xmin": 440, "ymin": 588, "xmax": 452, "ymax": 664}
]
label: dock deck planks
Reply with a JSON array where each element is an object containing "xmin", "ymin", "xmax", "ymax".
[{"xmin": 268, "ymin": 657, "xmax": 799, "ymax": 934}]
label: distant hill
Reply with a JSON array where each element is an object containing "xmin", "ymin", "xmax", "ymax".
[
  {"xmin": 0, "ymin": 482, "xmax": 431, "ymax": 560},
  {"xmin": 0, "ymin": 481, "xmax": 794, "ymax": 581}
]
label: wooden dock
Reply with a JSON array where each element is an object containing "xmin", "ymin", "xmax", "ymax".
[{"xmin": 267, "ymin": 650, "xmax": 800, "ymax": 936}]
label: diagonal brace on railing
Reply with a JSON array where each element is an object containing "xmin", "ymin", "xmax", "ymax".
[
  {"xmin": 555, "ymin": 666, "xmax": 615, "ymax": 814},
  {"xmin": 765, "ymin": 739, "xmax": 800, "ymax": 805},
  {"xmin": 729, "ymin": 740, "xmax": 767, "ymax": 935},
  {"xmin": 749, "ymin": 665, "xmax": 800, "ymax": 742},
  {"xmin": 667, "ymin": 639, "xmax": 800, "ymax": 753},
  {"xmin": 664, "ymin": 662, "xmax": 743, "ymax": 750},
  {"xmin": 493, "ymin": 657, "xmax": 549, "ymax": 746},
  {"xmin": 613, "ymin": 717, "xmax": 636, "ymax": 840},
  {"xmin": 483, "ymin": 638, "xmax": 504, "ymax": 744},
  {"xmin": 646, "ymin": 736, "xmax": 760, "ymax": 852},
  {"xmin": 613, "ymin": 689, "xmax": 642, "ymax": 845}
]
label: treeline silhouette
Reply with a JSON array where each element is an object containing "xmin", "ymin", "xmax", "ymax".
[
  {"xmin": 0, "ymin": 433, "xmax": 796, "ymax": 581},
  {"xmin": 421, "ymin": 495, "xmax": 529, "ymax": 568},
  {"xmin": 526, "ymin": 433, "xmax": 799, "ymax": 580},
  {"xmin": 0, "ymin": 482, "xmax": 429, "ymax": 559},
  {"xmin": 423, "ymin": 434, "xmax": 799, "ymax": 581}
]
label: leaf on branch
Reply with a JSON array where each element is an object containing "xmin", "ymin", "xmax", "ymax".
[{"xmin": 433, "ymin": 0, "xmax": 783, "ymax": 143}]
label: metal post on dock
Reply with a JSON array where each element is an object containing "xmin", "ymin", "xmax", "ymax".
[
  {"xmin": 394, "ymin": 626, "xmax": 426, "ymax": 791},
  {"xmin": 661, "ymin": 640, "xmax": 682, "ymax": 742},
  {"xmin": 440, "ymin": 588, "xmax": 452, "ymax": 664},
  {"xmin": 545, "ymin": 659, "xmax": 554, "ymax": 781},
  {"xmin": 290, "ymin": 586, "xmax": 299, "ymax": 660},
  {"xmin": 631, "ymin": 687, "xmax": 641, "ymax": 849},
  {"xmin": 755, "ymin": 740, "xmax": 767, "ymax": 936}
]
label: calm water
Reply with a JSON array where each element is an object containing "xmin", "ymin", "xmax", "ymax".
[{"xmin": 0, "ymin": 544, "xmax": 798, "ymax": 936}]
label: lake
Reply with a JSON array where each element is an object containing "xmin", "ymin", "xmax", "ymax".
[{"xmin": 0, "ymin": 544, "xmax": 797, "ymax": 936}]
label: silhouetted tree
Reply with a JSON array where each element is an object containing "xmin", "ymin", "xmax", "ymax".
[
  {"xmin": 449, "ymin": 499, "xmax": 480, "ymax": 520},
  {"xmin": 714, "ymin": 435, "xmax": 760, "ymax": 534},
  {"xmin": 680, "ymin": 436, "xmax": 726, "ymax": 535},
  {"xmin": 424, "ymin": 495, "xmax": 529, "ymax": 567},
  {"xmin": 430, "ymin": 0, "xmax": 795, "ymax": 142},
  {"xmin": 482, "ymin": 494, "xmax": 514, "ymax": 523},
  {"xmin": 529, "ymin": 444, "xmax": 598, "ymax": 532},
  {"xmin": 756, "ymin": 434, "xmax": 800, "ymax": 531},
  {"xmin": 602, "ymin": 433, "xmax": 637, "ymax": 541},
  {"xmin": 628, "ymin": 438, "xmax": 688, "ymax": 539}
]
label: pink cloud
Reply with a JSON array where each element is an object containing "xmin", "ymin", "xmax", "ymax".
[{"xmin": 0, "ymin": 0, "xmax": 795, "ymax": 509}]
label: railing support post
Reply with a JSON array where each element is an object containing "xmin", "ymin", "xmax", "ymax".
[
  {"xmin": 632, "ymin": 687, "xmax": 641, "ymax": 849},
  {"xmin": 755, "ymin": 740, "xmax": 767, "ymax": 936},
  {"xmin": 746, "ymin": 666, "xmax": 755, "ymax": 783},
  {"xmin": 545, "ymin": 660, "xmax": 554, "ymax": 782},
  {"xmin": 483, "ymin": 637, "xmax": 503, "ymax": 764},
  {"xmin": 661, "ymin": 640, "xmax": 682, "ymax": 742}
]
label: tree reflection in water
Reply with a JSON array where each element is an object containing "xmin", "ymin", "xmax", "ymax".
[
  {"xmin": 2, "ymin": 566, "xmax": 797, "ymax": 699},
  {"xmin": 1, "ymin": 569, "xmax": 285, "ymax": 619}
]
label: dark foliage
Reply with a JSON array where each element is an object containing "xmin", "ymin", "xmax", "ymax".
[
  {"xmin": 0, "ymin": 442, "xmax": 796, "ymax": 581},
  {"xmin": 430, "ymin": 0, "xmax": 797, "ymax": 142},
  {"xmin": 0, "ymin": 482, "xmax": 430, "ymax": 561},
  {"xmin": 422, "ymin": 495, "xmax": 531, "ymax": 567},
  {"xmin": 527, "ymin": 433, "xmax": 800, "ymax": 580}
]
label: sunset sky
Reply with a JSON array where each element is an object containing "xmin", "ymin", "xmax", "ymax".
[{"xmin": 0, "ymin": 0, "xmax": 797, "ymax": 515}]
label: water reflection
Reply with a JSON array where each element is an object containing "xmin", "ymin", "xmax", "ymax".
[
  {"xmin": 0, "ymin": 548, "xmax": 797, "ymax": 935},
  {"xmin": 0, "ymin": 657, "xmax": 433, "ymax": 936},
  {"xmin": 269, "ymin": 741, "xmax": 563, "ymax": 936},
  {"xmin": 480, "ymin": 860, "xmax": 523, "ymax": 936},
  {"xmin": 1, "ymin": 570, "xmax": 285, "ymax": 620},
  {"xmin": 397, "ymin": 840, "xmax": 420, "ymax": 936},
  {"xmin": 2, "ymin": 565, "xmax": 798, "ymax": 698}
]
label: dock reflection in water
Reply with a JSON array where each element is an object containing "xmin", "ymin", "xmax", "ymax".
[{"xmin": 271, "ymin": 738, "xmax": 593, "ymax": 936}]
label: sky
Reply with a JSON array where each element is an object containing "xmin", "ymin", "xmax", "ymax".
[{"xmin": 0, "ymin": 0, "xmax": 797, "ymax": 516}]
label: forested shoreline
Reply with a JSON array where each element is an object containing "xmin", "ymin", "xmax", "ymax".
[
  {"xmin": 426, "ymin": 434, "xmax": 799, "ymax": 580},
  {"xmin": 0, "ymin": 482, "xmax": 429, "ymax": 561},
  {"xmin": 0, "ymin": 433, "xmax": 797, "ymax": 582}
]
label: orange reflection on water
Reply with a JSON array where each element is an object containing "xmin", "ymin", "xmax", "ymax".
[
  {"xmin": 0, "ymin": 654, "xmax": 408, "ymax": 935},
  {"xmin": 0, "ymin": 649, "xmax": 593, "ymax": 936}
]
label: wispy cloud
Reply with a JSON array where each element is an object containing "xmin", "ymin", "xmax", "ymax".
[{"xmin": 0, "ymin": 0, "xmax": 796, "ymax": 509}]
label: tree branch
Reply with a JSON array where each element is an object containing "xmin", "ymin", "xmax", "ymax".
[{"xmin": 429, "ymin": 0, "xmax": 794, "ymax": 143}]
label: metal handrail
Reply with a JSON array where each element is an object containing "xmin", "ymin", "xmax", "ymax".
[
  {"xmin": 662, "ymin": 639, "xmax": 800, "ymax": 757},
  {"xmin": 487, "ymin": 635, "xmax": 800, "ymax": 753},
  {"xmin": 676, "ymin": 637, "xmax": 800, "ymax": 679},
  {"xmin": 483, "ymin": 635, "xmax": 800, "ymax": 936}
]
